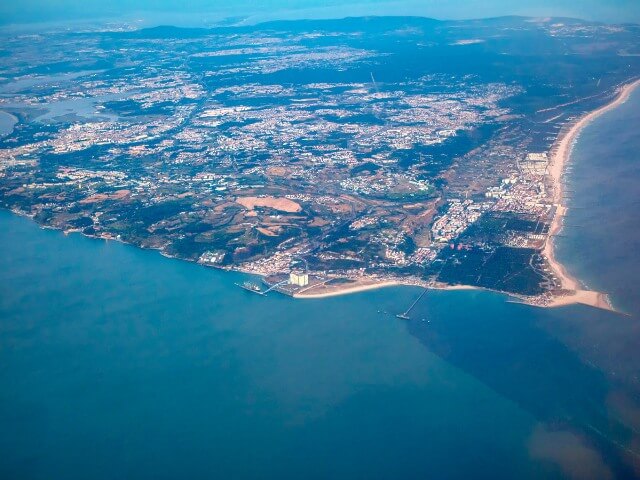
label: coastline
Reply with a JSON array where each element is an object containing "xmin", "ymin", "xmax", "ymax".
[
  {"xmin": 3, "ymin": 80, "xmax": 639, "ymax": 311},
  {"xmin": 1, "ymin": 206, "xmax": 617, "ymax": 311},
  {"xmin": 546, "ymin": 289, "xmax": 612, "ymax": 310},
  {"xmin": 294, "ymin": 279, "xmax": 481, "ymax": 300},
  {"xmin": 293, "ymin": 280, "xmax": 400, "ymax": 299},
  {"xmin": 297, "ymin": 79, "xmax": 640, "ymax": 309},
  {"xmin": 543, "ymin": 78, "xmax": 640, "ymax": 310}
]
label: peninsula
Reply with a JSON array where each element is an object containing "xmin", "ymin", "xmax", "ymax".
[
  {"xmin": 1, "ymin": 16, "xmax": 639, "ymax": 309},
  {"xmin": 543, "ymin": 79, "xmax": 640, "ymax": 310}
]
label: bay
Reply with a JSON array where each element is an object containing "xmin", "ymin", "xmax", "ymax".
[
  {"xmin": 1, "ymin": 88, "xmax": 640, "ymax": 479},
  {"xmin": 0, "ymin": 211, "xmax": 548, "ymax": 479}
]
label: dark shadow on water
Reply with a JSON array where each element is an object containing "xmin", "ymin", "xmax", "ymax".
[{"xmin": 407, "ymin": 295, "xmax": 640, "ymax": 478}]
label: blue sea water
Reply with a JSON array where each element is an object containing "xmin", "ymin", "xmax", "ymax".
[
  {"xmin": 557, "ymin": 85, "xmax": 640, "ymax": 317},
  {"xmin": 0, "ymin": 213, "xmax": 552, "ymax": 479},
  {"xmin": 1, "ymin": 87, "xmax": 640, "ymax": 479}
]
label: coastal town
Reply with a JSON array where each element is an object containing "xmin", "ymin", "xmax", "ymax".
[{"xmin": 1, "ymin": 16, "xmax": 639, "ymax": 308}]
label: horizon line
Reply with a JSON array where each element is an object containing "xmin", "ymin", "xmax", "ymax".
[{"xmin": 2, "ymin": 13, "xmax": 638, "ymax": 32}]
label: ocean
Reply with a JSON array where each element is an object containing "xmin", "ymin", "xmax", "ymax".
[{"xmin": 1, "ymin": 87, "xmax": 640, "ymax": 479}]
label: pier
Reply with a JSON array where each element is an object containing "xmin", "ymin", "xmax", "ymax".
[
  {"xmin": 235, "ymin": 279, "xmax": 290, "ymax": 296},
  {"xmin": 396, "ymin": 288, "xmax": 428, "ymax": 320},
  {"xmin": 262, "ymin": 280, "xmax": 289, "ymax": 294},
  {"xmin": 235, "ymin": 282, "xmax": 266, "ymax": 295}
]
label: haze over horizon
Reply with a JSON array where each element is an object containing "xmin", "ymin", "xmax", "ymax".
[{"xmin": 0, "ymin": 0, "xmax": 638, "ymax": 28}]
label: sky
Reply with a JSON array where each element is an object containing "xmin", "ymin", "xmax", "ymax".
[{"xmin": 0, "ymin": 0, "xmax": 638, "ymax": 27}]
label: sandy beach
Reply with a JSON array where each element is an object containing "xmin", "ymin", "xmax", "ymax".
[
  {"xmin": 296, "ymin": 79, "xmax": 640, "ymax": 310},
  {"xmin": 294, "ymin": 280, "xmax": 399, "ymax": 299},
  {"xmin": 11, "ymin": 77, "xmax": 636, "ymax": 312},
  {"xmin": 543, "ymin": 77, "xmax": 640, "ymax": 310},
  {"xmin": 547, "ymin": 289, "xmax": 612, "ymax": 310}
]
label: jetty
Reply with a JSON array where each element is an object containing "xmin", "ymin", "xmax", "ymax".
[
  {"xmin": 396, "ymin": 288, "xmax": 428, "ymax": 320},
  {"xmin": 262, "ymin": 280, "xmax": 289, "ymax": 294},
  {"xmin": 235, "ymin": 281, "xmax": 266, "ymax": 295}
]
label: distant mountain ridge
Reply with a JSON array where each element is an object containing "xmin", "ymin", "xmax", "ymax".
[{"xmin": 110, "ymin": 15, "xmax": 618, "ymax": 39}]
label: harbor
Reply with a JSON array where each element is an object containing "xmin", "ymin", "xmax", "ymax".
[{"xmin": 237, "ymin": 269, "xmax": 429, "ymax": 322}]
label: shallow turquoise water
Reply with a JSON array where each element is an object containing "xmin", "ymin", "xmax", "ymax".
[{"xmin": 1, "ymin": 89, "xmax": 640, "ymax": 479}]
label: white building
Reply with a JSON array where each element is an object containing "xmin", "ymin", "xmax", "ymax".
[{"xmin": 289, "ymin": 271, "xmax": 309, "ymax": 287}]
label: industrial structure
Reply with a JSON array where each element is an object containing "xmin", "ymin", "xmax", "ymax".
[{"xmin": 289, "ymin": 270, "xmax": 309, "ymax": 287}]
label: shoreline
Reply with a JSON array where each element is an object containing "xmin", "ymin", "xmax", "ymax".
[
  {"xmin": 543, "ymin": 77, "xmax": 640, "ymax": 309},
  {"xmin": 0, "ymin": 206, "xmax": 615, "ymax": 311},
  {"xmin": 296, "ymin": 79, "xmax": 640, "ymax": 309},
  {"xmin": 2, "ymin": 204, "xmax": 619, "ymax": 311},
  {"xmin": 293, "ymin": 281, "xmax": 400, "ymax": 299},
  {"xmin": 3, "ymin": 80, "xmax": 639, "ymax": 311}
]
